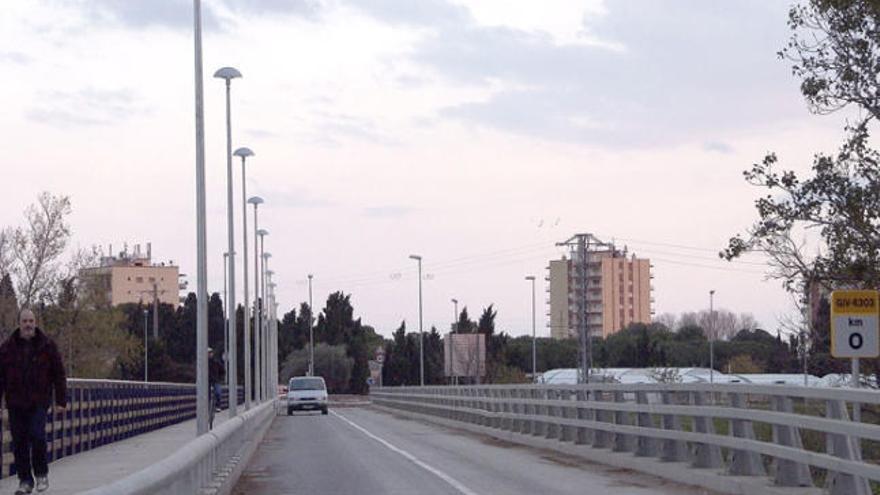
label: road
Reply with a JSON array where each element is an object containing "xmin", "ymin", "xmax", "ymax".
[{"xmin": 234, "ymin": 405, "xmax": 713, "ymax": 495}]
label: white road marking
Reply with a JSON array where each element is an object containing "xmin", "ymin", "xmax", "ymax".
[{"xmin": 331, "ymin": 410, "xmax": 480, "ymax": 495}]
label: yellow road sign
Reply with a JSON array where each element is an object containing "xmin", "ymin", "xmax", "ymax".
[{"xmin": 831, "ymin": 290, "xmax": 880, "ymax": 358}]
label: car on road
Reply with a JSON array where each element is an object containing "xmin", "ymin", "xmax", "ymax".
[{"xmin": 287, "ymin": 376, "xmax": 329, "ymax": 415}]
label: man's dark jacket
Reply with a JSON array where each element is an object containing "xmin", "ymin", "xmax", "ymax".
[{"xmin": 0, "ymin": 328, "xmax": 67, "ymax": 409}]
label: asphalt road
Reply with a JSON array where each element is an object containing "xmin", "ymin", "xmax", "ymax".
[{"xmin": 234, "ymin": 406, "xmax": 713, "ymax": 495}]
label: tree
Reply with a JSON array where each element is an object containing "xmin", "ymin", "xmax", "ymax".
[
  {"xmin": 0, "ymin": 273, "xmax": 18, "ymax": 338},
  {"xmin": 280, "ymin": 344, "xmax": 352, "ymax": 394},
  {"xmin": 724, "ymin": 1, "xmax": 880, "ymax": 295},
  {"xmin": 10, "ymin": 193, "xmax": 72, "ymax": 306}
]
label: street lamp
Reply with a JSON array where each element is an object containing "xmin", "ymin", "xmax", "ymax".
[
  {"xmin": 266, "ymin": 268, "xmax": 275, "ymax": 399},
  {"xmin": 256, "ymin": 227, "xmax": 269, "ymax": 398},
  {"xmin": 143, "ymin": 309, "xmax": 149, "ymax": 382},
  {"xmin": 232, "ymin": 150, "xmax": 254, "ymax": 406},
  {"xmin": 262, "ymin": 254, "xmax": 273, "ymax": 400},
  {"xmin": 246, "ymin": 195, "xmax": 263, "ymax": 402},
  {"xmin": 191, "ymin": 0, "xmax": 210, "ymax": 435},
  {"xmin": 450, "ymin": 298, "xmax": 458, "ymax": 385},
  {"xmin": 409, "ymin": 255, "xmax": 424, "ymax": 386},
  {"xmin": 213, "ymin": 65, "xmax": 242, "ymax": 418},
  {"xmin": 268, "ymin": 279, "xmax": 278, "ymax": 394},
  {"xmin": 709, "ymin": 289, "xmax": 716, "ymax": 384},
  {"xmin": 223, "ymin": 252, "xmax": 229, "ymax": 390},
  {"xmin": 526, "ymin": 276, "xmax": 537, "ymax": 382},
  {"xmin": 308, "ymin": 274, "xmax": 314, "ymax": 376}
]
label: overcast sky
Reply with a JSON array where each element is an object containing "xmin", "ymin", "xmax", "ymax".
[{"xmin": 0, "ymin": 0, "xmax": 849, "ymax": 338}]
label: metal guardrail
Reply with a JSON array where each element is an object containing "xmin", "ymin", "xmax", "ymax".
[
  {"xmin": 80, "ymin": 399, "xmax": 275, "ymax": 495},
  {"xmin": 372, "ymin": 383, "xmax": 880, "ymax": 495},
  {"xmin": 0, "ymin": 379, "xmax": 244, "ymax": 480}
]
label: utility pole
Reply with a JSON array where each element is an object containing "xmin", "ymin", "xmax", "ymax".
[
  {"xmin": 557, "ymin": 234, "xmax": 614, "ymax": 384},
  {"xmin": 308, "ymin": 274, "xmax": 314, "ymax": 377},
  {"xmin": 709, "ymin": 289, "xmax": 715, "ymax": 384}
]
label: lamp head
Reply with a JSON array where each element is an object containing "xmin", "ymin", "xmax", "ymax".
[
  {"xmin": 451, "ymin": 298, "xmax": 457, "ymax": 304},
  {"xmin": 213, "ymin": 67, "xmax": 242, "ymax": 80},
  {"xmin": 234, "ymin": 147, "xmax": 254, "ymax": 159},
  {"xmin": 263, "ymin": 252, "xmax": 272, "ymax": 259},
  {"xmin": 247, "ymin": 196, "xmax": 264, "ymax": 206},
  {"xmin": 409, "ymin": 254, "xmax": 422, "ymax": 261},
  {"xmin": 525, "ymin": 276, "xmax": 536, "ymax": 281},
  {"xmin": 257, "ymin": 228, "xmax": 269, "ymax": 236}
]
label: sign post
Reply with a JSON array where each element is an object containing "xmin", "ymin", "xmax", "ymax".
[{"xmin": 831, "ymin": 290, "xmax": 880, "ymax": 422}]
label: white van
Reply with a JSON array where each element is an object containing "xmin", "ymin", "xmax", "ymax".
[{"xmin": 286, "ymin": 376, "xmax": 329, "ymax": 415}]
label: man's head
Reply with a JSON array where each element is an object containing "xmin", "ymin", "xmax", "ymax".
[{"xmin": 19, "ymin": 309, "xmax": 36, "ymax": 340}]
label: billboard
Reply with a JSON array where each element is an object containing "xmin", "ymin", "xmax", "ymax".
[{"xmin": 444, "ymin": 333, "xmax": 486, "ymax": 378}]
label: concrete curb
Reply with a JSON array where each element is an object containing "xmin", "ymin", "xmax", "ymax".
[
  {"xmin": 372, "ymin": 404, "xmax": 823, "ymax": 495},
  {"xmin": 215, "ymin": 404, "xmax": 276, "ymax": 495}
]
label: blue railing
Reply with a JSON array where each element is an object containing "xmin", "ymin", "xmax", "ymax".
[{"xmin": 0, "ymin": 379, "xmax": 244, "ymax": 479}]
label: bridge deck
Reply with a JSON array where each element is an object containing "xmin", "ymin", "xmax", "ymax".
[
  {"xmin": 235, "ymin": 405, "xmax": 711, "ymax": 495},
  {"xmin": 0, "ymin": 412, "xmax": 228, "ymax": 494}
]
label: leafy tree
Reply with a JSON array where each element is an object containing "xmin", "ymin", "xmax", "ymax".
[{"xmin": 281, "ymin": 344, "xmax": 352, "ymax": 394}]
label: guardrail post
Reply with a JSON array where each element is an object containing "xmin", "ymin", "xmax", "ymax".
[
  {"xmin": 635, "ymin": 391, "xmax": 658, "ymax": 457},
  {"xmin": 560, "ymin": 389, "xmax": 575, "ymax": 443},
  {"xmin": 533, "ymin": 388, "xmax": 548, "ymax": 437},
  {"xmin": 593, "ymin": 390, "xmax": 612, "ymax": 449},
  {"xmin": 771, "ymin": 396, "xmax": 812, "ymax": 487},
  {"xmin": 575, "ymin": 389, "xmax": 593, "ymax": 445},
  {"xmin": 612, "ymin": 391, "xmax": 635, "ymax": 452},
  {"xmin": 490, "ymin": 388, "xmax": 501, "ymax": 429},
  {"xmin": 545, "ymin": 389, "xmax": 560, "ymax": 440},
  {"xmin": 691, "ymin": 391, "xmax": 723, "ymax": 469},
  {"xmin": 727, "ymin": 392, "xmax": 765, "ymax": 476},
  {"xmin": 825, "ymin": 399, "xmax": 871, "ymax": 495},
  {"xmin": 520, "ymin": 388, "xmax": 534, "ymax": 435},
  {"xmin": 499, "ymin": 388, "xmax": 511, "ymax": 431},
  {"xmin": 659, "ymin": 390, "xmax": 688, "ymax": 462}
]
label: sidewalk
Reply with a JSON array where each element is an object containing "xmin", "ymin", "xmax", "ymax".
[{"xmin": 0, "ymin": 412, "xmax": 232, "ymax": 494}]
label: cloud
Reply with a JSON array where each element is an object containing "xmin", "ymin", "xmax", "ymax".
[
  {"xmin": 344, "ymin": 0, "xmax": 469, "ymax": 27},
  {"xmin": 246, "ymin": 128, "xmax": 281, "ymax": 139},
  {"xmin": 256, "ymin": 187, "xmax": 336, "ymax": 209},
  {"xmin": 394, "ymin": 0, "xmax": 801, "ymax": 148},
  {"xmin": 224, "ymin": 0, "xmax": 323, "ymax": 19},
  {"xmin": 314, "ymin": 112, "xmax": 399, "ymax": 146},
  {"xmin": 703, "ymin": 141, "xmax": 735, "ymax": 154},
  {"xmin": 0, "ymin": 52, "xmax": 30, "ymax": 65},
  {"xmin": 68, "ymin": 0, "xmax": 223, "ymax": 31},
  {"xmin": 363, "ymin": 205, "xmax": 414, "ymax": 218},
  {"xmin": 26, "ymin": 88, "xmax": 150, "ymax": 127}
]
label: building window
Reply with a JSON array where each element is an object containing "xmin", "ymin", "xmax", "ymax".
[
  {"xmin": 136, "ymin": 277, "xmax": 143, "ymax": 283},
  {"xmin": 149, "ymin": 277, "xmax": 156, "ymax": 283}
]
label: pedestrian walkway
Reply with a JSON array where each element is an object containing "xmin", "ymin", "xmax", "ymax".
[{"xmin": 0, "ymin": 412, "xmax": 230, "ymax": 494}]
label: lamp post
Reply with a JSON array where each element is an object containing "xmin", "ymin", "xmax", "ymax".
[
  {"xmin": 450, "ymin": 298, "xmax": 457, "ymax": 385},
  {"xmin": 709, "ymin": 289, "xmax": 716, "ymax": 384},
  {"xmin": 213, "ymin": 65, "xmax": 242, "ymax": 417},
  {"xmin": 262, "ymin": 255, "xmax": 273, "ymax": 400},
  {"xmin": 308, "ymin": 274, "xmax": 314, "ymax": 376},
  {"xmin": 246, "ymin": 195, "xmax": 262, "ymax": 402},
  {"xmin": 231, "ymin": 149, "xmax": 254, "ymax": 407},
  {"xmin": 223, "ymin": 252, "xmax": 229, "ymax": 389},
  {"xmin": 268, "ymin": 279, "xmax": 278, "ymax": 394},
  {"xmin": 526, "ymin": 276, "xmax": 537, "ymax": 382},
  {"xmin": 409, "ymin": 255, "xmax": 424, "ymax": 386},
  {"xmin": 193, "ymin": 0, "xmax": 211, "ymax": 434},
  {"xmin": 143, "ymin": 309, "xmax": 149, "ymax": 382},
  {"xmin": 266, "ymin": 269, "xmax": 275, "ymax": 399},
  {"xmin": 257, "ymin": 228, "xmax": 269, "ymax": 388}
]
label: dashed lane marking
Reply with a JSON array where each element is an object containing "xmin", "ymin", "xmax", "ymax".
[{"xmin": 331, "ymin": 410, "xmax": 480, "ymax": 495}]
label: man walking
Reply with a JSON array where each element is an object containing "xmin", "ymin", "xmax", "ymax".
[{"xmin": 0, "ymin": 309, "xmax": 66, "ymax": 494}]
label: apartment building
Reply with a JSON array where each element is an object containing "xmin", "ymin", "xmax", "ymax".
[
  {"xmin": 80, "ymin": 243, "xmax": 182, "ymax": 306},
  {"xmin": 549, "ymin": 234, "xmax": 653, "ymax": 339}
]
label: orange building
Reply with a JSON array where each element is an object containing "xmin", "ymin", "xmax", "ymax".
[
  {"xmin": 80, "ymin": 243, "xmax": 182, "ymax": 306},
  {"xmin": 549, "ymin": 234, "xmax": 653, "ymax": 339}
]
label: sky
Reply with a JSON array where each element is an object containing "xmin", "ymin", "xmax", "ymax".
[{"xmin": 0, "ymin": 0, "xmax": 852, "ymax": 338}]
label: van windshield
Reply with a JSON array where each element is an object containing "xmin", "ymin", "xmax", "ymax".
[{"xmin": 290, "ymin": 378, "xmax": 325, "ymax": 391}]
